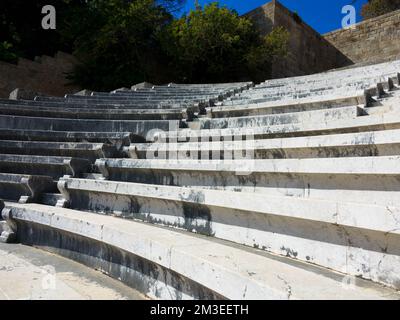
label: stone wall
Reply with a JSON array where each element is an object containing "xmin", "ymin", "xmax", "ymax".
[
  {"xmin": 244, "ymin": 1, "xmax": 275, "ymax": 36},
  {"xmin": 272, "ymin": 1, "xmax": 351, "ymax": 78},
  {"xmin": 324, "ymin": 9, "xmax": 400, "ymax": 65},
  {"xmin": 245, "ymin": 0, "xmax": 351, "ymax": 78},
  {"xmin": 0, "ymin": 52, "xmax": 80, "ymax": 98},
  {"xmin": 245, "ymin": 1, "xmax": 400, "ymax": 78}
]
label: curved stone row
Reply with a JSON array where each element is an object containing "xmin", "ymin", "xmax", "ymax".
[
  {"xmin": 1, "ymin": 68, "xmax": 400, "ymax": 299},
  {"xmin": 2, "ymin": 201, "xmax": 398, "ymax": 300},
  {"xmin": 127, "ymin": 129, "xmax": 400, "ymax": 159},
  {"xmin": 0, "ymin": 82, "xmax": 250, "ymax": 205}
]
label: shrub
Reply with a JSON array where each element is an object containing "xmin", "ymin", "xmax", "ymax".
[
  {"xmin": 362, "ymin": 0, "xmax": 400, "ymax": 19},
  {"xmin": 162, "ymin": 2, "xmax": 289, "ymax": 83}
]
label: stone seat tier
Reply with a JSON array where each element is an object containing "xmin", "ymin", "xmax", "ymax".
[
  {"xmin": 253, "ymin": 72, "xmax": 399, "ymax": 92},
  {"xmin": 63, "ymin": 93, "xmax": 223, "ymax": 102},
  {"xmin": 0, "ymin": 115, "xmax": 181, "ymax": 138},
  {"xmin": 165, "ymin": 81, "xmax": 253, "ymax": 88},
  {"xmin": 0, "ymin": 129, "xmax": 136, "ymax": 147},
  {"xmin": 235, "ymin": 78, "xmax": 395, "ymax": 101},
  {"xmin": 90, "ymin": 91, "xmax": 231, "ymax": 98},
  {"xmin": 0, "ymin": 154, "xmax": 91, "ymax": 179},
  {"xmin": 0, "ymin": 98, "xmax": 195, "ymax": 110},
  {"xmin": 38, "ymin": 193, "xmax": 65, "ymax": 207},
  {"xmin": 112, "ymin": 87, "xmax": 237, "ymax": 94},
  {"xmin": 55, "ymin": 177, "xmax": 400, "ymax": 291},
  {"xmin": 127, "ymin": 87, "xmax": 244, "ymax": 93},
  {"xmin": 35, "ymin": 96, "xmax": 219, "ymax": 106},
  {"xmin": 0, "ymin": 140, "xmax": 119, "ymax": 162},
  {"xmin": 257, "ymin": 68, "xmax": 400, "ymax": 89},
  {"xmin": 94, "ymin": 156, "xmax": 400, "ymax": 207},
  {"xmin": 254, "ymin": 79, "xmax": 397, "ymax": 97},
  {"xmin": 0, "ymin": 173, "xmax": 56, "ymax": 203},
  {"xmin": 243, "ymin": 84, "xmax": 393, "ymax": 104},
  {"xmin": 208, "ymin": 92, "xmax": 368, "ymax": 118},
  {"xmin": 220, "ymin": 88, "xmax": 374, "ymax": 106},
  {"xmin": 0, "ymin": 104, "xmax": 185, "ymax": 121},
  {"xmin": 189, "ymin": 106, "xmax": 363, "ymax": 130},
  {"xmin": 122, "ymin": 83, "xmax": 245, "ymax": 90},
  {"xmin": 90, "ymin": 92, "xmax": 233, "ymax": 102},
  {"xmin": 29, "ymin": 99, "xmax": 206, "ymax": 109},
  {"xmin": 262, "ymin": 71, "xmax": 399, "ymax": 87},
  {"xmin": 5, "ymin": 201, "xmax": 395, "ymax": 299},
  {"xmin": 127, "ymin": 129, "xmax": 400, "ymax": 160},
  {"xmin": 127, "ymin": 87, "xmax": 243, "ymax": 96},
  {"xmin": 257, "ymin": 60, "xmax": 400, "ymax": 87},
  {"xmin": 228, "ymin": 81, "xmax": 395, "ymax": 104},
  {"xmin": 252, "ymin": 80, "xmax": 398, "ymax": 99},
  {"xmin": 149, "ymin": 111, "xmax": 400, "ymax": 142},
  {"xmin": 157, "ymin": 82, "xmax": 253, "ymax": 92},
  {"xmin": 132, "ymin": 83, "xmax": 248, "ymax": 89},
  {"xmin": 126, "ymin": 83, "xmax": 247, "ymax": 92}
]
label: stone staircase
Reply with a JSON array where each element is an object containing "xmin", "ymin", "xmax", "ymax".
[{"xmin": 0, "ymin": 64, "xmax": 400, "ymax": 300}]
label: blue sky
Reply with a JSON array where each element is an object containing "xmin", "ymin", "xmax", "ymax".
[{"xmin": 180, "ymin": 0, "xmax": 369, "ymax": 34}]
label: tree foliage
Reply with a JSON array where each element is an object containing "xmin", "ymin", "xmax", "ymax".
[
  {"xmin": 362, "ymin": 0, "xmax": 400, "ymax": 19},
  {"xmin": 0, "ymin": 0, "xmax": 81, "ymax": 60},
  {"xmin": 0, "ymin": 41, "xmax": 18, "ymax": 63},
  {"xmin": 62, "ymin": 0, "xmax": 174, "ymax": 90},
  {"xmin": 0, "ymin": 0, "xmax": 289, "ymax": 90},
  {"xmin": 163, "ymin": 3, "xmax": 289, "ymax": 83}
]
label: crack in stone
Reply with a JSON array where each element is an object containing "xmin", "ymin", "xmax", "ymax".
[{"xmin": 277, "ymin": 275, "xmax": 292, "ymax": 299}]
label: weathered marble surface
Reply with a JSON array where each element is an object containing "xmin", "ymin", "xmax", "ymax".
[
  {"xmin": 191, "ymin": 106, "xmax": 362, "ymax": 130},
  {"xmin": 0, "ymin": 173, "xmax": 55, "ymax": 203},
  {"xmin": 0, "ymin": 243, "xmax": 145, "ymax": 300},
  {"xmin": 55, "ymin": 175, "xmax": 400, "ymax": 289},
  {"xmin": 0, "ymin": 114, "xmax": 180, "ymax": 136},
  {"xmin": 1, "ymin": 61, "xmax": 400, "ymax": 300},
  {"xmin": 0, "ymin": 129, "xmax": 135, "ymax": 146},
  {"xmin": 3, "ymin": 202, "xmax": 399, "ymax": 300},
  {"xmin": 0, "ymin": 154, "xmax": 90, "ymax": 178},
  {"xmin": 0, "ymin": 141, "xmax": 118, "ymax": 162},
  {"xmin": 129, "ymin": 129, "xmax": 400, "ymax": 160},
  {"xmin": 150, "ymin": 110, "xmax": 400, "ymax": 142}
]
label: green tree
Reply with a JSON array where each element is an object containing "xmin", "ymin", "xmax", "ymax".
[
  {"xmin": 362, "ymin": 0, "xmax": 400, "ymax": 19},
  {"xmin": 245, "ymin": 27, "xmax": 289, "ymax": 83},
  {"xmin": 0, "ymin": 41, "xmax": 18, "ymax": 63},
  {"xmin": 1, "ymin": 0, "xmax": 288, "ymax": 89},
  {"xmin": 63, "ymin": 0, "xmax": 174, "ymax": 90},
  {"xmin": 162, "ymin": 2, "xmax": 289, "ymax": 83},
  {"xmin": 0, "ymin": 0, "xmax": 82, "ymax": 60}
]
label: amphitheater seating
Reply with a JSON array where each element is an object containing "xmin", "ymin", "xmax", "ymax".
[
  {"xmin": 126, "ymin": 129, "xmax": 400, "ymax": 160},
  {"xmin": 0, "ymin": 82, "xmax": 248, "ymax": 208},
  {"xmin": 220, "ymin": 61, "xmax": 400, "ymax": 107},
  {"xmin": 0, "ymin": 141, "xmax": 118, "ymax": 162},
  {"xmin": 0, "ymin": 173, "xmax": 55, "ymax": 203},
  {"xmin": 3, "ymin": 201, "xmax": 398, "ymax": 299},
  {"xmin": 0, "ymin": 114, "xmax": 179, "ymax": 135},
  {"xmin": 35, "ymin": 95, "xmax": 219, "ymax": 107},
  {"xmin": 0, "ymin": 104, "xmax": 185, "ymax": 120},
  {"xmin": 257, "ymin": 60, "xmax": 400, "ymax": 87},
  {"xmin": 93, "ymin": 156, "xmax": 400, "ymax": 205},
  {"xmin": 33, "ymin": 82, "xmax": 252, "ymax": 108},
  {"xmin": 0, "ymin": 98, "xmax": 188, "ymax": 110},
  {"xmin": 207, "ymin": 91, "xmax": 369, "ymax": 118},
  {"xmin": 149, "ymin": 109, "xmax": 400, "ymax": 142},
  {"xmin": 223, "ymin": 84, "xmax": 387, "ymax": 106},
  {"xmin": 0, "ymin": 154, "xmax": 90, "ymax": 178},
  {"xmin": 1, "ymin": 63, "xmax": 400, "ymax": 299},
  {"xmin": 191, "ymin": 105, "xmax": 363, "ymax": 130},
  {"xmin": 0, "ymin": 129, "xmax": 135, "ymax": 146}
]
